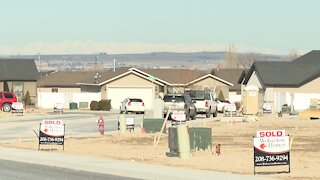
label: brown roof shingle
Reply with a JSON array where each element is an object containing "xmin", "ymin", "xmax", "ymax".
[
  {"xmin": 212, "ymin": 69, "xmax": 246, "ymax": 91},
  {"xmin": 37, "ymin": 67, "xmax": 130, "ymax": 87},
  {"xmin": 139, "ymin": 69, "xmax": 206, "ymax": 84}
]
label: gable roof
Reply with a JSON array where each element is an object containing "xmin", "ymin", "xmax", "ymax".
[
  {"xmin": 94, "ymin": 69, "xmax": 165, "ymax": 86},
  {"xmin": 38, "ymin": 71, "xmax": 97, "ymax": 87},
  {"xmin": 186, "ymin": 74, "xmax": 233, "ymax": 86},
  {"xmin": 0, "ymin": 59, "xmax": 39, "ymax": 81},
  {"xmin": 38, "ymin": 67, "xmax": 233, "ymax": 88},
  {"xmin": 211, "ymin": 69, "xmax": 246, "ymax": 91},
  {"xmin": 134, "ymin": 68, "xmax": 206, "ymax": 85},
  {"xmin": 238, "ymin": 69, "xmax": 249, "ymax": 84},
  {"xmin": 243, "ymin": 50, "xmax": 320, "ymax": 87},
  {"xmin": 38, "ymin": 67, "xmax": 130, "ymax": 87}
]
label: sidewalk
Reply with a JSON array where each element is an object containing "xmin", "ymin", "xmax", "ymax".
[{"xmin": 0, "ymin": 147, "xmax": 271, "ymax": 180}]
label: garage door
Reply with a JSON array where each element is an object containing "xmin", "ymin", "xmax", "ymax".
[{"xmin": 107, "ymin": 87, "xmax": 153, "ymax": 110}]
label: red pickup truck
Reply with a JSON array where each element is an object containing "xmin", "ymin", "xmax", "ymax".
[{"xmin": 0, "ymin": 92, "xmax": 18, "ymax": 112}]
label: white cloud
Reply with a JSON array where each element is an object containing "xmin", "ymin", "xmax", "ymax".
[{"xmin": 0, "ymin": 40, "xmax": 288, "ymax": 55}]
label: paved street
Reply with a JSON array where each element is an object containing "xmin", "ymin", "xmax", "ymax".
[
  {"xmin": 0, "ymin": 159, "xmax": 137, "ymax": 180},
  {"xmin": 0, "ymin": 147, "xmax": 270, "ymax": 180},
  {"xmin": 0, "ymin": 110, "xmax": 146, "ymax": 142},
  {"xmin": 0, "ymin": 109, "xmax": 226, "ymax": 142}
]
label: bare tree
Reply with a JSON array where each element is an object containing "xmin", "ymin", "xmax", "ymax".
[
  {"xmin": 286, "ymin": 49, "xmax": 299, "ymax": 61},
  {"xmin": 220, "ymin": 44, "xmax": 264, "ymax": 69},
  {"xmin": 221, "ymin": 44, "xmax": 238, "ymax": 68},
  {"xmin": 238, "ymin": 53, "xmax": 263, "ymax": 69}
]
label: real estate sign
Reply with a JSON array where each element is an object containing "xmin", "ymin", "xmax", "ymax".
[
  {"xmin": 254, "ymin": 130, "xmax": 290, "ymax": 174},
  {"xmin": 125, "ymin": 117, "xmax": 135, "ymax": 131},
  {"xmin": 39, "ymin": 120, "xmax": 65, "ymax": 150},
  {"xmin": 171, "ymin": 111, "xmax": 186, "ymax": 121},
  {"xmin": 11, "ymin": 102, "xmax": 24, "ymax": 114}
]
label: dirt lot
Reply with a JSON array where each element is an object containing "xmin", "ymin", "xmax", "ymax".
[{"xmin": 1, "ymin": 114, "xmax": 320, "ymax": 180}]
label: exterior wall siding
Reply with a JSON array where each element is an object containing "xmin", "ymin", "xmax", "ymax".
[
  {"xmin": 0, "ymin": 82, "xmax": 3, "ymax": 91},
  {"xmin": 263, "ymin": 77, "xmax": 320, "ymax": 112},
  {"xmin": 246, "ymin": 71, "xmax": 263, "ymax": 89},
  {"xmin": 23, "ymin": 82, "xmax": 37, "ymax": 96},
  {"xmin": 188, "ymin": 77, "xmax": 230, "ymax": 99},
  {"xmin": 105, "ymin": 73, "xmax": 157, "ymax": 100},
  {"xmin": 37, "ymin": 87, "xmax": 81, "ymax": 93}
]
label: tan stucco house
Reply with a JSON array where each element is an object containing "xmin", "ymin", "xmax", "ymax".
[
  {"xmin": 38, "ymin": 67, "xmax": 233, "ymax": 110},
  {"xmin": 242, "ymin": 50, "xmax": 320, "ymax": 113},
  {"xmin": 211, "ymin": 68, "xmax": 247, "ymax": 103},
  {"xmin": 0, "ymin": 59, "xmax": 39, "ymax": 103}
]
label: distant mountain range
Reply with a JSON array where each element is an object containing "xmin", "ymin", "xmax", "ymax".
[{"xmin": 1, "ymin": 52, "xmax": 286, "ymax": 70}]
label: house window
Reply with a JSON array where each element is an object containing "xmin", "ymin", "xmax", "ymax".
[
  {"xmin": 12, "ymin": 82, "xmax": 23, "ymax": 102},
  {"xmin": 52, "ymin": 88, "xmax": 58, "ymax": 93}
]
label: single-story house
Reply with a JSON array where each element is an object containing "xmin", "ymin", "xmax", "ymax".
[
  {"xmin": 37, "ymin": 68, "xmax": 129, "ymax": 108},
  {"xmin": 211, "ymin": 68, "xmax": 247, "ymax": 103},
  {"xmin": 0, "ymin": 59, "xmax": 39, "ymax": 103},
  {"xmin": 242, "ymin": 50, "xmax": 320, "ymax": 113},
  {"xmin": 38, "ymin": 67, "xmax": 233, "ymax": 110}
]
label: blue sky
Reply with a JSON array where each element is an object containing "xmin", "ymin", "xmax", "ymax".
[{"xmin": 0, "ymin": 0, "xmax": 319, "ymax": 55}]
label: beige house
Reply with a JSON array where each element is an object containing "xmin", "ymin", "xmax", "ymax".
[
  {"xmin": 38, "ymin": 67, "xmax": 233, "ymax": 110},
  {"xmin": 0, "ymin": 59, "xmax": 39, "ymax": 103},
  {"xmin": 211, "ymin": 68, "xmax": 247, "ymax": 103},
  {"xmin": 242, "ymin": 50, "xmax": 320, "ymax": 113}
]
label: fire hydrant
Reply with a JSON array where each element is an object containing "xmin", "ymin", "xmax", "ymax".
[{"xmin": 98, "ymin": 116, "xmax": 104, "ymax": 135}]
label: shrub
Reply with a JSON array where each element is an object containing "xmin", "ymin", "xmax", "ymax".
[
  {"xmin": 24, "ymin": 91, "xmax": 32, "ymax": 105},
  {"xmin": 217, "ymin": 90, "xmax": 225, "ymax": 101},
  {"xmin": 99, "ymin": 99, "xmax": 111, "ymax": 111},
  {"xmin": 90, "ymin": 100, "xmax": 111, "ymax": 111},
  {"xmin": 90, "ymin": 101, "xmax": 100, "ymax": 110}
]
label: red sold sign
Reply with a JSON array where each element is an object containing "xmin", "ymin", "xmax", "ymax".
[
  {"xmin": 40, "ymin": 120, "xmax": 64, "ymax": 137},
  {"xmin": 256, "ymin": 130, "xmax": 285, "ymax": 138}
]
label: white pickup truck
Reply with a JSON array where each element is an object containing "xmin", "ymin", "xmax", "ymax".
[{"xmin": 186, "ymin": 90, "xmax": 218, "ymax": 118}]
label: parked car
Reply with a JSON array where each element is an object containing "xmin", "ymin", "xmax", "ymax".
[
  {"xmin": 120, "ymin": 98, "xmax": 145, "ymax": 114},
  {"xmin": 216, "ymin": 99, "xmax": 229, "ymax": 112},
  {"xmin": 216, "ymin": 99, "xmax": 236, "ymax": 114},
  {"xmin": 186, "ymin": 90, "xmax": 217, "ymax": 118},
  {"xmin": 163, "ymin": 94, "xmax": 196, "ymax": 120},
  {"xmin": 0, "ymin": 91, "xmax": 18, "ymax": 112}
]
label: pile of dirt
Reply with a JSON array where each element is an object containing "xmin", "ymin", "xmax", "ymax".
[{"xmin": 300, "ymin": 108, "xmax": 320, "ymax": 118}]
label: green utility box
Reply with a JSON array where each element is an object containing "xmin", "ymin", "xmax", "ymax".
[
  {"xmin": 69, "ymin": 102, "xmax": 78, "ymax": 110},
  {"xmin": 167, "ymin": 127, "xmax": 179, "ymax": 157},
  {"xmin": 143, "ymin": 118, "xmax": 164, "ymax": 133},
  {"xmin": 189, "ymin": 127, "xmax": 212, "ymax": 151},
  {"xmin": 167, "ymin": 127, "xmax": 212, "ymax": 157}
]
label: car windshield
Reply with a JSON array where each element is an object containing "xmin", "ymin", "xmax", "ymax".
[
  {"xmin": 163, "ymin": 95, "xmax": 184, "ymax": 103},
  {"xmin": 187, "ymin": 91, "xmax": 210, "ymax": 100},
  {"xmin": 129, "ymin": 98, "xmax": 142, "ymax": 102}
]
